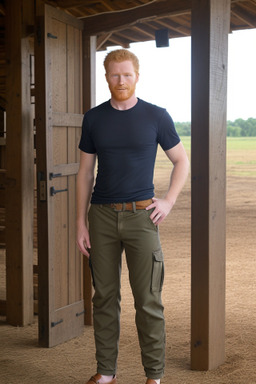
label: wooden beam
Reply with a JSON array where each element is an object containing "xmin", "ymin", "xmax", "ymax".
[
  {"xmin": 152, "ymin": 18, "xmax": 190, "ymax": 36},
  {"xmin": 0, "ymin": 299, "xmax": 6, "ymax": 316},
  {"xmin": 83, "ymin": 0, "xmax": 191, "ymax": 35},
  {"xmin": 0, "ymin": 4, "xmax": 5, "ymax": 16},
  {"xmin": 112, "ymin": 30, "xmax": 140, "ymax": 44},
  {"xmin": 0, "ymin": 192, "xmax": 4, "ymax": 208},
  {"xmin": 0, "ymin": 169, "xmax": 6, "ymax": 185},
  {"xmin": 83, "ymin": 35, "xmax": 97, "ymax": 112},
  {"xmin": 107, "ymin": 34, "xmax": 131, "ymax": 47},
  {"xmin": 0, "ymin": 96, "xmax": 7, "ymax": 109},
  {"xmin": 232, "ymin": 4, "xmax": 256, "ymax": 27},
  {"xmin": 48, "ymin": 0, "xmax": 158, "ymax": 10},
  {"xmin": 191, "ymin": 0, "xmax": 229, "ymax": 370},
  {"xmin": 132, "ymin": 25, "xmax": 156, "ymax": 40},
  {"xmin": 97, "ymin": 33, "xmax": 113, "ymax": 50},
  {"xmin": 0, "ymin": 228, "xmax": 5, "ymax": 245},
  {"xmin": 44, "ymin": 0, "xmax": 161, "ymax": 21},
  {"xmin": 82, "ymin": 34, "xmax": 96, "ymax": 325},
  {"xmin": 5, "ymin": 0, "xmax": 34, "ymax": 326}
]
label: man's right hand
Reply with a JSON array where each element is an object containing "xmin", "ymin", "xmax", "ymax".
[{"xmin": 76, "ymin": 223, "xmax": 91, "ymax": 258}]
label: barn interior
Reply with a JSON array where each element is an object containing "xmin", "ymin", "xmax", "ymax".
[{"xmin": 0, "ymin": 0, "xmax": 255, "ymax": 374}]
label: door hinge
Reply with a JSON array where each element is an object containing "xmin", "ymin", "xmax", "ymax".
[
  {"xmin": 76, "ymin": 310, "xmax": 85, "ymax": 317},
  {"xmin": 47, "ymin": 32, "xmax": 57, "ymax": 39},
  {"xmin": 49, "ymin": 172, "xmax": 62, "ymax": 180},
  {"xmin": 51, "ymin": 319, "xmax": 63, "ymax": 328},
  {"xmin": 50, "ymin": 186, "xmax": 68, "ymax": 196}
]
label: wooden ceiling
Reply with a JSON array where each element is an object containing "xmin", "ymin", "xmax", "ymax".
[
  {"xmin": 43, "ymin": 0, "xmax": 256, "ymax": 50},
  {"xmin": 0, "ymin": 0, "xmax": 255, "ymax": 104}
]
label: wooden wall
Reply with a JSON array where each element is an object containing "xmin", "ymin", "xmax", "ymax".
[{"xmin": 5, "ymin": 0, "xmax": 35, "ymax": 325}]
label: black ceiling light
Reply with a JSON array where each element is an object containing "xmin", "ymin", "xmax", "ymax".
[{"xmin": 155, "ymin": 28, "xmax": 169, "ymax": 48}]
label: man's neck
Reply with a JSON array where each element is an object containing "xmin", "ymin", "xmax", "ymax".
[{"xmin": 110, "ymin": 95, "xmax": 138, "ymax": 111}]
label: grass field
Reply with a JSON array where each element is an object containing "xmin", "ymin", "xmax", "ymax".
[{"xmin": 178, "ymin": 136, "xmax": 256, "ymax": 177}]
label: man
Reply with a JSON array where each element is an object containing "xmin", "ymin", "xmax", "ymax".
[{"xmin": 76, "ymin": 49, "xmax": 189, "ymax": 384}]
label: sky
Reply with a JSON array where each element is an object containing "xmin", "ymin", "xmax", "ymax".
[{"xmin": 96, "ymin": 28, "xmax": 256, "ymax": 122}]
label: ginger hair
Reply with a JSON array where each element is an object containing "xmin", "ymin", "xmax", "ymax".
[{"xmin": 104, "ymin": 49, "xmax": 140, "ymax": 74}]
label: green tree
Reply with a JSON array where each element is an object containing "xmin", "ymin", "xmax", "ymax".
[
  {"xmin": 175, "ymin": 121, "xmax": 191, "ymax": 136},
  {"xmin": 227, "ymin": 124, "xmax": 241, "ymax": 137},
  {"xmin": 175, "ymin": 118, "xmax": 256, "ymax": 137}
]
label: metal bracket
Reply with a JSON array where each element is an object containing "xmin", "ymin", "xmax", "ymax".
[
  {"xmin": 76, "ymin": 310, "xmax": 86, "ymax": 317},
  {"xmin": 47, "ymin": 32, "xmax": 57, "ymax": 39},
  {"xmin": 51, "ymin": 319, "xmax": 63, "ymax": 328},
  {"xmin": 49, "ymin": 172, "xmax": 62, "ymax": 180},
  {"xmin": 50, "ymin": 186, "xmax": 68, "ymax": 196}
]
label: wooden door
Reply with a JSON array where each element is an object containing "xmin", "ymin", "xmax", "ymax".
[{"xmin": 35, "ymin": 3, "xmax": 84, "ymax": 347}]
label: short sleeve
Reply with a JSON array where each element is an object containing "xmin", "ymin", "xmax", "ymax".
[
  {"xmin": 157, "ymin": 110, "xmax": 180, "ymax": 151},
  {"xmin": 78, "ymin": 114, "xmax": 96, "ymax": 154}
]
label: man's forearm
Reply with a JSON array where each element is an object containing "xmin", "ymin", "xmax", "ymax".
[
  {"xmin": 165, "ymin": 157, "xmax": 190, "ymax": 206},
  {"xmin": 76, "ymin": 171, "xmax": 94, "ymax": 226}
]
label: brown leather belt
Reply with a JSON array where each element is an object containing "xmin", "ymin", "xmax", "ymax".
[{"xmin": 104, "ymin": 199, "xmax": 152, "ymax": 212}]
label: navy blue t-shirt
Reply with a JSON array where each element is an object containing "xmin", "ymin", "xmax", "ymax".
[{"xmin": 79, "ymin": 98, "xmax": 180, "ymax": 204}]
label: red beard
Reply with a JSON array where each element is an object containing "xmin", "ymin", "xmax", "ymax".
[{"xmin": 108, "ymin": 82, "xmax": 137, "ymax": 101}]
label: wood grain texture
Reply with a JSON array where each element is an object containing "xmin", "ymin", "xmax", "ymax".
[
  {"xmin": 5, "ymin": 0, "xmax": 34, "ymax": 326},
  {"xmin": 36, "ymin": 2, "xmax": 84, "ymax": 347},
  {"xmin": 191, "ymin": 0, "xmax": 230, "ymax": 370}
]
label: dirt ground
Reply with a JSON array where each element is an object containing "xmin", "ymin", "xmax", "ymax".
[{"xmin": 0, "ymin": 145, "xmax": 255, "ymax": 384}]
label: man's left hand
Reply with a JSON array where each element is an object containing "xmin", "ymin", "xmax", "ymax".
[{"xmin": 146, "ymin": 197, "xmax": 174, "ymax": 225}]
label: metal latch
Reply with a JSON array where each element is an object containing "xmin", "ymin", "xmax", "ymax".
[{"xmin": 50, "ymin": 186, "xmax": 68, "ymax": 196}]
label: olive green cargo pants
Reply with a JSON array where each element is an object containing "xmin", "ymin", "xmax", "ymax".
[{"xmin": 88, "ymin": 204, "xmax": 165, "ymax": 379}]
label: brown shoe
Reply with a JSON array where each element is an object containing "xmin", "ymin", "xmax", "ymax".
[
  {"xmin": 86, "ymin": 373, "xmax": 117, "ymax": 384},
  {"xmin": 146, "ymin": 380, "xmax": 159, "ymax": 384}
]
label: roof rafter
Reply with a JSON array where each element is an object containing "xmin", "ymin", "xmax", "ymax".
[
  {"xmin": 46, "ymin": 0, "xmax": 157, "ymax": 11},
  {"xmin": 97, "ymin": 33, "xmax": 113, "ymax": 50},
  {"xmin": 83, "ymin": 0, "xmax": 191, "ymax": 35},
  {"xmin": 107, "ymin": 34, "xmax": 130, "ymax": 48},
  {"xmin": 112, "ymin": 30, "xmax": 143, "ymax": 43},
  {"xmin": 232, "ymin": 3, "xmax": 256, "ymax": 27},
  {"xmin": 151, "ymin": 18, "xmax": 189, "ymax": 36},
  {"xmin": 132, "ymin": 25, "xmax": 156, "ymax": 39}
]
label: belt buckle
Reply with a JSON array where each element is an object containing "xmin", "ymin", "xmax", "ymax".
[
  {"xmin": 113, "ymin": 202, "xmax": 127, "ymax": 212},
  {"xmin": 113, "ymin": 203, "xmax": 122, "ymax": 212}
]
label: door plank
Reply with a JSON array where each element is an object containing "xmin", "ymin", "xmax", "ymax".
[
  {"xmin": 50, "ymin": 301, "xmax": 84, "ymax": 347},
  {"xmin": 52, "ymin": 112, "xmax": 83, "ymax": 127},
  {"xmin": 52, "ymin": 162, "xmax": 79, "ymax": 176},
  {"xmin": 35, "ymin": 2, "xmax": 85, "ymax": 347}
]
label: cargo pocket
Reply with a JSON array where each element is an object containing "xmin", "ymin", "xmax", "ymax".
[{"xmin": 151, "ymin": 249, "xmax": 164, "ymax": 292}]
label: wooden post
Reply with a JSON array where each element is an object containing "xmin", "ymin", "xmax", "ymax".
[
  {"xmin": 82, "ymin": 34, "xmax": 97, "ymax": 325},
  {"xmin": 83, "ymin": 35, "xmax": 97, "ymax": 112},
  {"xmin": 191, "ymin": 0, "xmax": 230, "ymax": 370},
  {"xmin": 5, "ymin": 0, "xmax": 34, "ymax": 325}
]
